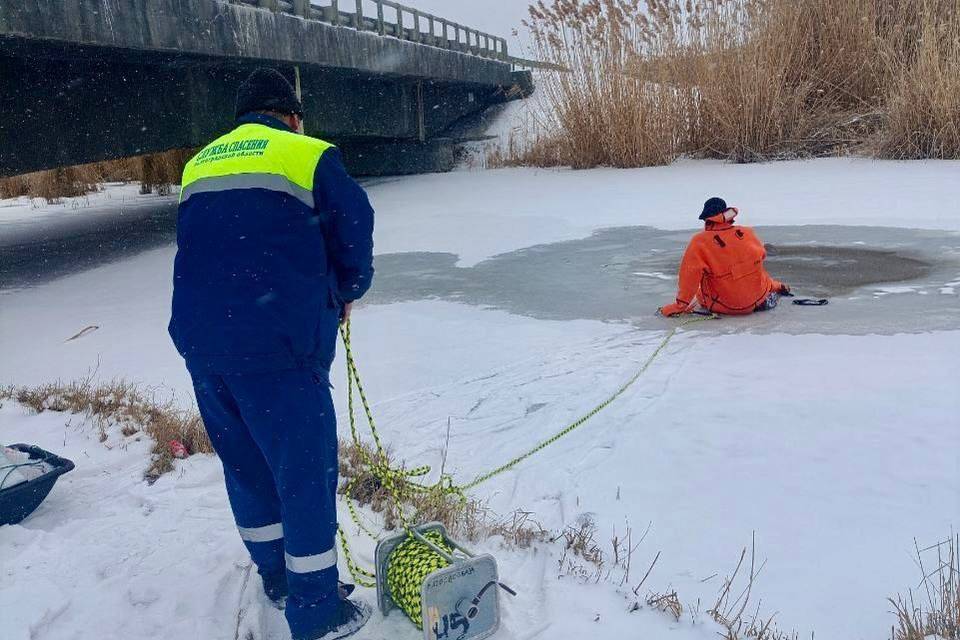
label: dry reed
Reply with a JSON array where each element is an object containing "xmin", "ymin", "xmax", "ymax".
[
  {"xmin": 879, "ymin": 5, "xmax": 960, "ymax": 159},
  {"xmin": 708, "ymin": 533, "xmax": 800, "ymax": 640},
  {"xmin": 889, "ymin": 534, "xmax": 960, "ymax": 640},
  {"xmin": 497, "ymin": 0, "xmax": 960, "ymax": 168},
  {"xmin": 0, "ymin": 148, "xmax": 196, "ymax": 203}
]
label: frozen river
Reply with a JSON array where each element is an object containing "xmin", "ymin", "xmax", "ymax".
[{"xmin": 4, "ymin": 201, "xmax": 958, "ymax": 336}]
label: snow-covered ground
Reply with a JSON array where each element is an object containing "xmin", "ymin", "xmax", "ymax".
[
  {"xmin": 0, "ymin": 183, "xmax": 177, "ymax": 237},
  {"xmin": 2, "ymin": 156, "xmax": 959, "ymax": 640}
]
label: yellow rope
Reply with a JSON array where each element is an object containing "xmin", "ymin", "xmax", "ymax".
[
  {"xmin": 386, "ymin": 530, "xmax": 454, "ymax": 627},
  {"xmin": 335, "ymin": 314, "xmax": 716, "ymax": 613},
  {"xmin": 337, "ymin": 322, "xmax": 464, "ymax": 592},
  {"xmin": 463, "ymin": 314, "xmax": 716, "ymax": 489}
]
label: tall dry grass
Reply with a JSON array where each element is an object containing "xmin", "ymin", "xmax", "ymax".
[
  {"xmin": 1, "ymin": 379, "xmax": 212, "ymax": 480},
  {"xmin": 338, "ymin": 436, "xmax": 550, "ymax": 546},
  {"xmin": 0, "ymin": 165, "xmax": 101, "ymax": 202},
  {"xmin": 889, "ymin": 534, "xmax": 960, "ymax": 640},
  {"xmin": 138, "ymin": 148, "xmax": 195, "ymax": 196},
  {"xmin": 500, "ymin": 0, "xmax": 960, "ymax": 168},
  {"xmin": 516, "ymin": 0, "xmax": 692, "ymax": 167},
  {"xmin": 0, "ymin": 148, "xmax": 195, "ymax": 203},
  {"xmin": 880, "ymin": 6, "xmax": 960, "ymax": 159}
]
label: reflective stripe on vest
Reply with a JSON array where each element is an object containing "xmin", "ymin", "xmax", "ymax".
[
  {"xmin": 181, "ymin": 173, "xmax": 315, "ymax": 209},
  {"xmin": 180, "ymin": 123, "xmax": 334, "ymax": 207}
]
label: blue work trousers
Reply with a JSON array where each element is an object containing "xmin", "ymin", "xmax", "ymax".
[{"xmin": 192, "ymin": 367, "xmax": 340, "ymax": 640}]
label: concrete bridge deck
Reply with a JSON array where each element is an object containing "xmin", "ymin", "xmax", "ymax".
[{"xmin": 0, "ymin": 0, "xmax": 529, "ymax": 176}]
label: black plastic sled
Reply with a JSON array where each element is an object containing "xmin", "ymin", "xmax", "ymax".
[{"xmin": 0, "ymin": 444, "xmax": 75, "ymax": 526}]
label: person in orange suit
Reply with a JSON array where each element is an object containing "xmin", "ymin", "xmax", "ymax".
[{"xmin": 659, "ymin": 197, "xmax": 790, "ymax": 316}]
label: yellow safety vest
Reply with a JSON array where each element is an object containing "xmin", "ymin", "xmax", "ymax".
[{"xmin": 180, "ymin": 122, "xmax": 335, "ymax": 209}]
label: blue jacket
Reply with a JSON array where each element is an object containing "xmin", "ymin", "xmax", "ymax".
[{"xmin": 169, "ymin": 113, "xmax": 375, "ymax": 375}]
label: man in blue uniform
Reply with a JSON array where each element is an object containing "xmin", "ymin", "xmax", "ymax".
[{"xmin": 169, "ymin": 68, "xmax": 374, "ymax": 640}]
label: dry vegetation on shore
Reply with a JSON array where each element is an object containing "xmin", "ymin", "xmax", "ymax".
[
  {"xmin": 1, "ymin": 379, "xmax": 210, "ymax": 481},
  {"xmin": 495, "ymin": 0, "xmax": 960, "ymax": 168},
  {"xmin": 0, "ymin": 148, "xmax": 194, "ymax": 203}
]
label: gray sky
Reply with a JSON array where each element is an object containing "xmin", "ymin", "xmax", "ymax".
[{"xmin": 402, "ymin": 0, "xmax": 533, "ymax": 52}]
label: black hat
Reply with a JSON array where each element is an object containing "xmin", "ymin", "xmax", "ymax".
[
  {"xmin": 699, "ymin": 197, "xmax": 729, "ymax": 220},
  {"xmin": 236, "ymin": 68, "xmax": 303, "ymax": 119}
]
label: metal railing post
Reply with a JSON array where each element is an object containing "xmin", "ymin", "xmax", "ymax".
[{"xmin": 250, "ymin": 0, "xmax": 513, "ymax": 64}]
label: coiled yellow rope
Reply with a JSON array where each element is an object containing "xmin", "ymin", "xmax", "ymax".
[{"xmin": 386, "ymin": 530, "xmax": 454, "ymax": 627}]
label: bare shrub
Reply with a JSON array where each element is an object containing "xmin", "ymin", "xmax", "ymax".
[
  {"xmin": 557, "ymin": 514, "xmax": 604, "ymax": 564},
  {"xmin": 646, "ymin": 589, "xmax": 683, "ymax": 621},
  {"xmin": 889, "ymin": 534, "xmax": 960, "ymax": 640},
  {"xmin": 554, "ymin": 516, "xmax": 662, "ymax": 590}
]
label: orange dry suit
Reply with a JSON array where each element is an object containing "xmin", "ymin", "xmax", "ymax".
[{"xmin": 660, "ymin": 216, "xmax": 785, "ymax": 316}]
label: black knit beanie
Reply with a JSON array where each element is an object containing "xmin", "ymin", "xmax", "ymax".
[{"xmin": 236, "ymin": 68, "xmax": 303, "ymax": 119}]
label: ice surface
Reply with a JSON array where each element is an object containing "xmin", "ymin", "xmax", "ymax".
[{"xmin": 371, "ymin": 158, "xmax": 960, "ymax": 267}]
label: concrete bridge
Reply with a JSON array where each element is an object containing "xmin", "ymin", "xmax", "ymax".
[{"xmin": 0, "ymin": 0, "xmax": 531, "ymax": 177}]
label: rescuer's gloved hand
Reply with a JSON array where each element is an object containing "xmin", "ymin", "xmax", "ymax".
[
  {"xmin": 659, "ymin": 302, "xmax": 686, "ymax": 317},
  {"xmin": 778, "ymin": 283, "xmax": 792, "ymax": 295}
]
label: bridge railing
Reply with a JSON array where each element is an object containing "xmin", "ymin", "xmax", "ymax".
[{"xmin": 235, "ymin": 0, "xmax": 509, "ymax": 61}]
